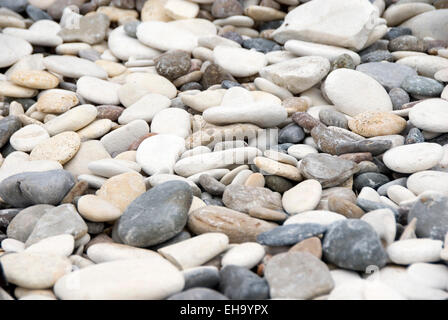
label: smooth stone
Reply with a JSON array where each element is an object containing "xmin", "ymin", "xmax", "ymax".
[
  {"xmin": 118, "ymin": 93, "xmax": 171, "ymax": 125},
  {"xmin": 203, "ymin": 103, "xmax": 287, "ymax": 128},
  {"xmin": 434, "ymin": 68, "xmax": 448, "ymax": 82},
  {"xmin": 319, "ymin": 109, "xmax": 348, "ymax": 129},
  {"xmin": 354, "ymin": 172, "xmax": 390, "ymax": 191},
  {"xmin": 253, "ymin": 157, "xmax": 302, "ymax": 181},
  {"xmin": 58, "ymin": 12, "xmax": 109, "ymax": 45},
  {"xmin": 108, "ymin": 26, "xmax": 161, "ymax": 61},
  {"xmin": 6, "ymin": 205, "xmax": 54, "ymax": 242},
  {"xmin": 389, "ymin": 87, "xmax": 410, "ymax": 110},
  {"xmin": 36, "ymin": 89, "xmax": 78, "ymax": 114},
  {"xmin": 25, "ymin": 204, "xmax": 87, "ymax": 246},
  {"xmin": 181, "ymin": 89, "xmax": 225, "ymax": 112},
  {"xmin": 151, "ymin": 108, "xmax": 191, "ymax": 138},
  {"xmin": 100, "ymin": 120, "xmax": 149, "ymax": 155},
  {"xmin": 272, "ymin": 0, "xmax": 380, "ymax": 50},
  {"xmin": 168, "ymin": 288, "xmax": 228, "ymax": 300},
  {"xmin": 265, "ymin": 252, "xmax": 334, "ymax": 299},
  {"xmin": 154, "ymin": 50, "xmax": 191, "ymax": 81},
  {"xmin": 77, "ymin": 195, "xmax": 122, "ymax": 223},
  {"xmin": 299, "ymin": 153, "xmax": 358, "ymax": 188},
  {"xmin": 360, "ymin": 50, "xmax": 394, "ymax": 63},
  {"xmin": 10, "ymin": 70, "xmax": 59, "ymax": 90},
  {"xmin": 377, "ymin": 177, "xmax": 408, "ymax": 196},
  {"xmin": 77, "ymin": 119, "xmax": 113, "ymax": 142},
  {"xmin": 136, "ymin": 134, "xmax": 185, "ymax": 175},
  {"xmin": 387, "ymin": 239, "xmax": 443, "ymax": 265},
  {"xmin": 137, "ymin": 21, "xmax": 197, "ymax": 52},
  {"xmin": 383, "ymin": 143, "xmax": 444, "ymax": 173},
  {"xmin": 264, "ymin": 175, "xmax": 294, "ymax": 194},
  {"xmin": 198, "ymin": 174, "xmax": 225, "ymax": 196},
  {"xmin": 355, "ymin": 62, "xmax": 417, "ymax": 91},
  {"xmin": 0, "ymin": 80, "xmax": 37, "ymax": 98},
  {"xmin": 118, "ymin": 181, "xmax": 192, "ymax": 247},
  {"xmin": 86, "ymin": 243, "xmax": 160, "ymax": 263},
  {"xmin": 285, "ymin": 210, "xmax": 346, "ymax": 226},
  {"xmin": 260, "ymin": 56, "xmax": 330, "ymax": 94},
  {"xmin": 408, "ymin": 99, "xmax": 448, "ymax": 133},
  {"xmin": 257, "ymin": 223, "xmax": 326, "ymax": 246},
  {"xmin": 54, "ymin": 257, "xmax": 184, "ymax": 300},
  {"xmin": 182, "ymin": 266, "xmax": 220, "ymax": 290},
  {"xmin": 388, "ymin": 35, "xmax": 425, "ymax": 52},
  {"xmin": 285, "ymin": 39, "xmax": 361, "ymax": 65},
  {"xmin": 97, "ymin": 105, "xmax": 125, "ymax": 122},
  {"xmin": 76, "ymin": 76, "xmax": 121, "ymax": 105},
  {"xmin": 174, "ymin": 147, "xmax": 261, "ymax": 177},
  {"xmin": 44, "ymin": 104, "xmax": 97, "ymax": 136},
  {"xmin": 219, "ymin": 265, "xmax": 269, "ymax": 300},
  {"xmin": 383, "ymin": 3, "xmax": 435, "ymax": 26},
  {"xmin": 407, "ymin": 263, "xmax": 448, "ymax": 291},
  {"xmin": 287, "ymin": 144, "xmax": 318, "ymax": 160},
  {"xmin": 401, "ymin": 75, "xmax": 444, "ymax": 97},
  {"xmin": 30, "ymin": 132, "xmax": 80, "ymax": 165},
  {"xmin": 323, "ymin": 219, "xmax": 387, "ymax": 271},
  {"xmin": 188, "ymin": 206, "xmax": 276, "ymax": 243},
  {"xmin": 0, "ymin": 116, "xmax": 22, "ymax": 148},
  {"xmin": 324, "ymin": 69, "xmax": 393, "ymax": 116},
  {"xmin": 2, "ymin": 238, "xmax": 25, "ymax": 253},
  {"xmin": 396, "ymin": 55, "xmax": 448, "ymax": 78},
  {"xmin": 158, "ymin": 233, "xmax": 228, "ymax": 270},
  {"xmin": 282, "ymin": 179, "xmax": 322, "ymax": 215},
  {"xmin": 0, "ymin": 34, "xmax": 32, "ymax": 68},
  {"xmin": 213, "ymin": 45, "xmax": 267, "ymax": 77},
  {"xmin": 64, "ymin": 140, "xmax": 111, "ymax": 177},
  {"xmin": 278, "ymin": 123, "xmax": 305, "ymax": 144},
  {"xmin": 43, "ymin": 55, "xmax": 107, "ymax": 79},
  {"xmin": 0, "ymin": 170, "xmax": 74, "ymax": 208},
  {"xmin": 88, "ymin": 159, "xmax": 140, "ymax": 178},
  {"xmin": 222, "ymin": 184, "xmax": 282, "ymax": 213},
  {"xmin": 289, "ymin": 237, "xmax": 322, "ymax": 259},
  {"xmin": 96, "ymin": 172, "xmax": 146, "ymax": 213},
  {"xmin": 328, "ymin": 197, "xmax": 365, "ymax": 219},
  {"xmin": 25, "ymin": 234, "xmax": 74, "ymax": 257},
  {"xmin": 221, "ymin": 242, "xmax": 265, "ymax": 269},
  {"xmin": 348, "ymin": 111, "xmax": 406, "ymax": 137},
  {"xmin": 0, "ymin": 252, "xmax": 71, "ymax": 289},
  {"xmin": 387, "ymin": 185, "xmax": 416, "ymax": 205},
  {"xmin": 361, "ymin": 209, "xmax": 396, "ymax": 246},
  {"xmin": 408, "ymin": 193, "xmax": 448, "ymax": 240},
  {"xmin": 401, "ymin": 9, "xmax": 448, "ymax": 42}
]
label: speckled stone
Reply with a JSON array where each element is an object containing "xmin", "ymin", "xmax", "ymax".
[{"xmin": 401, "ymin": 75, "xmax": 445, "ymax": 97}]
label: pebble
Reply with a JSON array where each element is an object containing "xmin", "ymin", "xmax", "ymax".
[
  {"xmin": 117, "ymin": 181, "xmax": 192, "ymax": 247},
  {"xmin": 260, "ymin": 56, "xmax": 330, "ymax": 94},
  {"xmin": 355, "ymin": 62, "xmax": 417, "ymax": 91},
  {"xmin": 77, "ymin": 195, "xmax": 122, "ymax": 222},
  {"xmin": 221, "ymin": 242, "xmax": 265, "ymax": 269},
  {"xmin": 324, "ymin": 69, "xmax": 393, "ymax": 116},
  {"xmin": 76, "ymin": 76, "xmax": 121, "ymax": 105},
  {"xmin": 30, "ymin": 131, "xmax": 81, "ymax": 165},
  {"xmin": 188, "ymin": 206, "xmax": 276, "ymax": 243},
  {"xmin": 401, "ymin": 75, "xmax": 445, "ymax": 97},
  {"xmin": 0, "ymin": 116, "xmax": 22, "ymax": 148},
  {"xmin": 86, "ymin": 243, "xmax": 160, "ymax": 264},
  {"xmin": 387, "ymin": 239, "xmax": 443, "ymax": 265},
  {"xmin": 219, "ymin": 265, "xmax": 269, "ymax": 300},
  {"xmin": 0, "ymin": 34, "xmax": 32, "ymax": 68},
  {"xmin": 408, "ymin": 192, "xmax": 448, "ymax": 240},
  {"xmin": 322, "ymin": 219, "xmax": 387, "ymax": 272},
  {"xmin": 119, "ymin": 94, "xmax": 170, "ymax": 125},
  {"xmin": 54, "ymin": 257, "xmax": 184, "ymax": 300},
  {"xmin": 0, "ymin": 170, "xmax": 75, "ymax": 208},
  {"xmin": 361, "ymin": 209, "xmax": 396, "ymax": 246},
  {"xmin": 36, "ymin": 89, "xmax": 78, "ymax": 114},
  {"xmin": 182, "ymin": 266, "xmax": 220, "ymax": 290},
  {"xmin": 96, "ymin": 172, "xmax": 146, "ymax": 213},
  {"xmin": 168, "ymin": 288, "xmax": 228, "ymax": 300},
  {"xmin": 353, "ymin": 172, "xmax": 390, "ymax": 191},
  {"xmin": 383, "ymin": 143, "xmax": 444, "ymax": 173},
  {"xmin": 25, "ymin": 234, "xmax": 74, "ymax": 257},
  {"xmin": 389, "ymin": 88, "xmax": 410, "ymax": 110},
  {"xmin": 44, "ymin": 104, "xmax": 98, "ymax": 136},
  {"xmin": 396, "ymin": 55, "xmax": 448, "ymax": 78},
  {"xmin": 282, "ymin": 179, "xmax": 321, "ymax": 215},
  {"xmin": 348, "ymin": 111, "xmax": 406, "ymax": 137},
  {"xmin": 151, "ymin": 108, "xmax": 191, "ymax": 138},
  {"xmin": 409, "ymin": 99, "xmax": 448, "ymax": 133},
  {"xmin": 10, "ymin": 70, "xmax": 59, "ymax": 90},
  {"xmin": 100, "ymin": 120, "xmax": 149, "ymax": 156},
  {"xmin": 44, "ymin": 55, "xmax": 107, "ymax": 79},
  {"xmin": 222, "ymin": 184, "xmax": 282, "ymax": 213},
  {"xmin": 257, "ymin": 223, "xmax": 326, "ymax": 247},
  {"xmin": 265, "ymin": 252, "xmax": 334, "ymax": 300},
  {"xmin": 64, "ymin": 140, "xmax": 111, "ymax": 178},
  {"xmin": 253, "ymin": 156, "xmax": 301, "ymax": 181},
  {"xmin": 158, "ymin": 233, "xmax": 229, "ymax": 270},
  {"xmin": 0, "ymin": 252, "xmax": 71, "ymax": 289},
  {"xmin": 299, "ymin": 153, "xmax": 358, "ymax": 188}
]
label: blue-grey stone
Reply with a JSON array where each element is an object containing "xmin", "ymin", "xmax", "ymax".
[
  {"xmin": 0, "ymin": 116, "xmax": 21, "ymax": 149},
  {"xmin": 401, "ymin": 75, "xmax": 445, "ymax": 97},
  {"xmin": 183, "ymin": 266, "xmax": 220, "ymax": 290},
  {"xmin": 242, "ymin": 38, "xmax": 282, "ymax": 53},
  {"xmin": 257, "ymin": 223, "xmax": 326, "ymax": 246},
  {"xmin": 360, "ymin": 50, "xmax": 394, "ymax": 63},
  {"xmin": 356, "ymin": 62, "xmax": 417, "ymax": 91},
  {"xmin": 354, "ymin": 172, "xmax": 390, "ymax": 191},
  {"xmin": 405, "ymin": 127, "xmax": 425, "ymax": 144},
  {"xmin": 259, "ymin": 20, "xmax": 283, "ymax": 31},
  {"xmin": 377, "ymin": 177, "xmax": 408, "ymax": 196},
  {"xmin": 384, "ymin": 27, "xmax": 412, "ymax": 40},
  {"xmin": 356, "ymin": 198, "xmax": 399, "ymax": 216},
  {"xmin": 124, "ymin": 20, "xmax": 140, "ymax": 38},
  {"xmin": 388, "ymin": 35, "xmax": 425, "ymax": 52},
  {"xmin": 278, "ymin": 123, "xmax": 305, "ymax": 144},
  {"xmin": 359, "ymin": 40, "xmax": 389, "ymax": 56},
  {"xmin": 221, "ymin": 31, "xmax": 243, "ymax": 45},
  {"xmin": 0, "ymin": 170, "xmax": 75, "ymax": 208},
  {"xmin": 117, "ymin": 181, "xmax": 193, "ymax": 247},
  {"xmin": 389, "ymin": 87, "xmax": 410, "ymax": 110},
  {"xmin": 322, "ymin": 219, "xmax": 387, "ymax": 271},
  {"xmin": 219, "ymin": 265, "xmax": 269, "ymax": 300},
  {"xmin": 408, "ymin": 193, "xmax": 448, "ymax": 241},
  {"xmin": 26, "ymin": 5, "xmax": 53, "ymax": 21},
  {"xmin": 319, "ymin": 109, "xmax": 348, "ymax": 129},
  {"xmin": 264, "ymin": 175, "xmax": 294, "ymax": 193},
  {"xmin": 0, "ymin": 0, "xmax": 27, "ymax": 12},
  {"xmin": 221, "ymin": 80, "xmax": 241, "ymax": 89}
]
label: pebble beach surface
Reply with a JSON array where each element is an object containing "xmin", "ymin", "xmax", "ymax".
[{"xmin": 0, "ymin": 0, "xmax": 447, "ymax": 301}]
